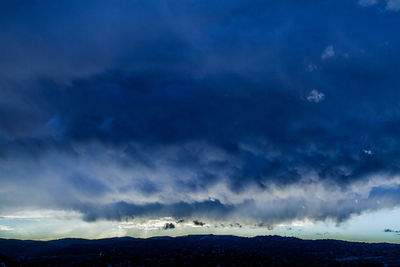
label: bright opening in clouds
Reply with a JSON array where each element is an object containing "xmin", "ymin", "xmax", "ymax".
[{"xmin": 1, "ymin": 0, "xmax": 400, "ymax": 242}]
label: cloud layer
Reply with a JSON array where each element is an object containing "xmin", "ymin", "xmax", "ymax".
[{"xmin": 1, "ymin": 0, "xmax": 400, "ymax": 228}]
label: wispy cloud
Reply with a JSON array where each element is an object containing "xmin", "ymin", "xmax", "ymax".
[
  {"xmin": 306, "ymin": 64, "xmax": 318, "ymax": 72},
  {"xmin": 386, "ymin": 0, "xmax": 400, "ymax": 10},
  {"xmin": 0, "ymin": 225, "xmax": 14, "ymax": 231},
  {"xmin": 321, "ymin": 45, "xmax": 335, "ymax": 60},
  {"xmin": 357, "ymin": 0, "xmax": 400, "ymax": 11},
  {"xmin": 307, "ymin": 90, "xmax": 325, "ymax": 103}
]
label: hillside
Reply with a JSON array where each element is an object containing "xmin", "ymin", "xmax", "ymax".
[{"xmin": 0, "ymin": 235, "xmax": 399, "ymax": 266}]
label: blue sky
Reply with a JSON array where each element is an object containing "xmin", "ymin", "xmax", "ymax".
[{"xmin": 1, "ymin": 0, "xmax": 400, "ymax": 241}]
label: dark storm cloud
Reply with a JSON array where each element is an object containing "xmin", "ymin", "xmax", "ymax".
[
  {"xmin": 79, "ymin": 199, "xmax": 235, "ymax": 222},
  {"xmin": 69, "ymin": 185, "xmax": 400, "ymax": 224},
  {"xmin": 384, "ymin": 229, "xmax": 400, "ymax": 233},
  {"xmin": 1, "ymin": 0, "xmax": 400, "ymax": 225},
  {"xmin": 193, "ymin": 220, "xmax": 205, "ymax": 226},
  {"xmin": 163, "ymin": 223, "xmax": 175, "ymax": 230}
]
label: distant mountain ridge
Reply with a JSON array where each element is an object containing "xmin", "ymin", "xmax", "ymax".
[{"xmin": 0, "ymin": 235, "xmax": 400, "ymax": 266}]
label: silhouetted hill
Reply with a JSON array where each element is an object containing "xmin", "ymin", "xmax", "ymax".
[{"xmin": 0, "ymin": 235, "xmax": 399, "ymax": 266}]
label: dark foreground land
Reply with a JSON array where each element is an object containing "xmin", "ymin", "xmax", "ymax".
[{"xmin": 0, "ymin": 235, "xmax": 400, "ymax": 266}]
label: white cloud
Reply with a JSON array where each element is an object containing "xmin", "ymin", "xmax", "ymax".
[
  {"xmin": 321, "ymin": 45, "xmax": 335, "ymax": 60},
  {"xmin": 307, "ymin": 90, "xmax": 325, "ymax": 103},
  {"xmin": 358, "ymin": 0, "xmax": 379, "ymax": 7},
  {"xmin": 386, "ymin": 0, "xmax": 400, "ymax": 10},
  {"xmin": 0, "ymin": 225, "xmax": 14, "ymax": 231},
  {"xmin": 363, "ymin": 149, "xmax": 373, "ymax": 155}
]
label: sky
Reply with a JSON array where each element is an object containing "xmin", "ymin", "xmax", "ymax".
[{"xmin": 1, "ymin": 0, "xmax": 400, "ymax": 242}]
